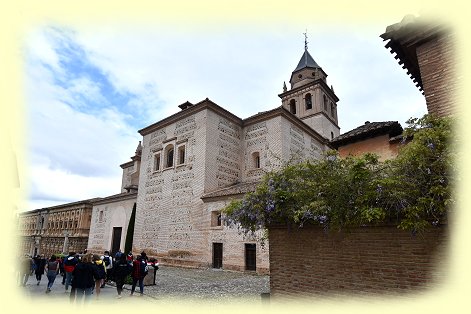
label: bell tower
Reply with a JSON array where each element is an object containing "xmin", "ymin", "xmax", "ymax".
[{"xmin": 279, "ymin": 34, "xmax": 340, "ymax": 140}]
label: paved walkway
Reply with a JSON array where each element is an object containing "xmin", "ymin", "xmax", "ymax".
[{"xmin": 19, "ymin": 266, "xmax": 270, "ymax": 305}]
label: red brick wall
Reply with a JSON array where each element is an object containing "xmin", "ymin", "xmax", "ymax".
[
  {"xmin": 337, "ymin": 135, "xmax": 400, "ymax": 161},
  {"xmin": 417, "ymin": 32, "xmax": 457, "ymax": 117},
  {"xmin": 268, "ymin": 224, "xmax": 448, "ymax": 298}
]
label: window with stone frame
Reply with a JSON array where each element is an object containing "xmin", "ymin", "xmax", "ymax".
[
  {"xmin": 330, "ymin": 102, "xmax": 336, "ymax": 118},
  {"xmin": 177, "ymin": 144, "xmax": 186, "ymax": 165},
  {"xmin": 323, "ymin": 95, "xmax": 328, "ymax": 111},
  {"xmin": 153, "ymin": 153, "xmax": 161, "ymax": 171},
  {"xmin": 165, "ymin": 144, "xmax": 175, "ymax": 168},
  {"xmin": 211, "ymin": 211, "xmax": 222, "ymax": 227},
  {"xmin": 252, "ymin": 152, "xmax": 261, "ymax": 169},
  {"xmin": 99, "ymin": 210, "xmax": 104, "ymax": 223}
]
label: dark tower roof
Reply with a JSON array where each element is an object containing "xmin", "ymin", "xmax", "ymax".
[{"xmin": 293, "ymin": 49, "xmax": 320, "ymax": 72}]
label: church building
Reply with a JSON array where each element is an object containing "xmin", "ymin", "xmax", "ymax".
[{"xmin": 127, "ymin": 45, "xmax": 339, "ymax": 274}]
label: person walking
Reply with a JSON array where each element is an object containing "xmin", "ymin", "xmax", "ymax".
[
  {"xmin": 45, "ymin": 255, "xmax": 60, "ymax": 293},
  {"xmin": 92, "ymin": 254, "xmax": 106, "ymax": 299},
  {"xmin": 130, "ymin": 255, "xmax": 148, "ymax": 296},
  {"xmin": 20, "ymin": 254, "xmax": 32, "ymax": 286},
  {"xmin": 100, "ymin": 251, "xmax": 113, "ymax": 287},
  {"xmin": 33, "ymin": 255, "xmax": 46, "ymax": 286},
  {"xmin": 113, "ymin": 254, "xmax": 132, "ymax": 298},
  {"xmin": 70, "ymin": 253, "xmax": 98, "ymax": 304},
  {"xmin": 63, "ymin": 252, "xmax": 79, "ymax": 291}
]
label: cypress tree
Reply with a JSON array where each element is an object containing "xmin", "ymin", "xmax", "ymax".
[{"xmin": 124, "ymin": 203, "xmax": 136, "ymax": 254}]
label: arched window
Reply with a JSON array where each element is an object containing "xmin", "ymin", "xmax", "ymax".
[
  {"xmin": 165, "ymin": 145, "xmax": 174, "ymax": 168},
  {"xmin": 305, "ymin": 93, "xmax": 312, "ymax": 110},
  {"xmin": 252, "ymin": 152, "xmax": 261, "ymax": 169},
  {"xmin": 330, "ymin": 102, "xmax": 335, "ymax": 118},
  {"xmin": 289, "ymin": 99, "xmax": 296, "ymax": 114},
  {"xmin": 331, "ymin": 132, "xmax": 334, "ymax": 140},
  {"xmin": 323, "ymin": 95, "xmax": 328, "ymax": 111}
]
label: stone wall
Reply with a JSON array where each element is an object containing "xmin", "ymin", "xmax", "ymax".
[
  {"xmin": 268, "ymin": 224, "xmax": 448, "ymax": 299},
  {"xmin": 87, "ymin": 197, "xmax": 136, "ymax": 254}
]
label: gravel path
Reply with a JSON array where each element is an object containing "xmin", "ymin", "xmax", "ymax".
[{"xmin": 143, "ymin": 266, "xmax": 270, "ymax": 302}]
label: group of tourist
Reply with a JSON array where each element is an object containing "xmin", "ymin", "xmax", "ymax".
[{"xmin": 20, "ymin": 249, "xmax": 158, "ymax": 301}]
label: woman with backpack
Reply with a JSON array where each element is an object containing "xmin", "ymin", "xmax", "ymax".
[
  {"xmin": 45, "ymin": 255, "xmax": 60, "ymax": 293},
  {"xmin": 130, "ymin": 255, "xmax": 148, "ymax": 296},
  {"xmin": 92, "ymin": 254, "xmax": 106, "ymax": 299}
]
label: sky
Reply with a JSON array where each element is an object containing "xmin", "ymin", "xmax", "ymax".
[{"xmin": 21, "ymin": 20, "xmax": 427, "ymax": 212}]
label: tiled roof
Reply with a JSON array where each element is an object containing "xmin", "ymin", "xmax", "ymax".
[
  {"xmin": 293, "ymin": 49, "xmax": 320, "ymax": 72},
  {"xmin": 330, "ymin": 121, "xmax": 403, "ymax": 148},
  {"xmin": 201, "ymin": 181, "xmax": 260, "ymax": 200},
  {"xmin": 380, "ymin": 15, "xmax": 449, "ymax": 92}
]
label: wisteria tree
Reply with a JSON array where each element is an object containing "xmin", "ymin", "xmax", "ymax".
[{"xmin": 223, "ymin": 115, "xmax": 456, "ymax": 236}]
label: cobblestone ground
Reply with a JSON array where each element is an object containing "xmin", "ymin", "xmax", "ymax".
[{"xmin": 145, "ymin": 266, "xmax": 270, "ymax": 303}]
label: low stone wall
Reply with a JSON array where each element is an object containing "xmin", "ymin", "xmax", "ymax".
[{"xmin": 268, "ymin": 224, "xmax": 448, "ymax": 299}]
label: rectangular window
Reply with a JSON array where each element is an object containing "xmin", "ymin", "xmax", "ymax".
[
  {"xmin": 211, "ymin": 211, "xmax": 222, "ymax": 227},
  {"xmin": 177, "ymin": 145, "xmax": 186, "ymax": 165},
  {"xmin": 154, "ymin": 153, "xmax": 161, "ymax": 171}
]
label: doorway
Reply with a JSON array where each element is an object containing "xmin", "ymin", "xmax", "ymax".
[
  {"xmin": 111, "ymin": 227, "xmax": 122, "ymax": 256},
  {"xmin": 212, "ymin": 243, "xmax": 223, "ymax": 269},
  {"xmin": 245, "ymin": 243, "xmax": 256, "ymax": 271}
]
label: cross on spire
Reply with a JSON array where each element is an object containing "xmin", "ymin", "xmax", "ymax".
[{"xmin": 303, "ymin": 29, "xmax": 308, "ymax": 50}]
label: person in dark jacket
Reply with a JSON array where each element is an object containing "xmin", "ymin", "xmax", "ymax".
[
  {"xmin": 113, "ymin": 254, "xmax": 132, "ymax": 298},
  {"xmin": 63, "ymin": 252, "xmax": 79, "ymax": 291},
  {"xmin": 33, "ymin": 255, "xmax": 46, "ymax": 285},
  {"xmin": 70, "ymin": 253, "xmax": 98, "ymax": 303},
  {"xmin": 130, "ymin": 255, "xmax": 147, "ymax": 296}
]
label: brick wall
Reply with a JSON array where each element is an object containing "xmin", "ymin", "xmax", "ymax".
[
  {"xmin": 337, "ymin": 134, "xmax": 401, "ymax": 161},
  {"xmin": 268, "ymin": 224, "xmax": 448, "ymax": 298},
  {"xmin": 417, "ymin": 32, "xmax": 457, "ymax": 117}
]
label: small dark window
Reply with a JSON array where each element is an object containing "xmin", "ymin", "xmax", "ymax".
[
  {"xmin": 331, "ymin": 102, "xmax": 335, "ymax": 118},
  {"xmin": 298, "ymin": 74, "xmax": 302, "ymax": 78},
  {"xmin": 178, "ymin": 145, "xmax": 185, "ymax": 165},
  {"xmin": 252, "ymin": 152, "xmax": 260, "ymax": 169},
  {"xmin": 323, "ymin": 95, "xmax": 328, "ymax": 111},
  {"xmin": 154, "ymin": 154, "xmax": 161, "ymax": 171},
  {"xmin": 166, "ymin": 145, "xmax": 174, "ymax": 168},
  {"xmin": 305, "ymin": 93, "xmax": 312, "ymax": 110},
  {"xmin": 331, "ymin": 132, "xmax": 334, "ymax": 140},
  {"xmin": 289, "ymin": 99, "xmax": 296, "ymax": 114},
  {"xmin": 211, "ymin": 211, "xmax": 222, "ymax": 227}
]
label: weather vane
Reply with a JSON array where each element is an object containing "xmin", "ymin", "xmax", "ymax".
[{"xmin": 303, "ymin": 29, "xmax": 308, "ymax": 50}]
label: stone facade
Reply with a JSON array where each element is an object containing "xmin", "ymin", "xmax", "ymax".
[
  {"xmin": 133, "ymin": 100, "xmax": 331, "ymax": 274},
  {"xmin": 86, "ymin": 192, "xmax": 137, "ymax": 255},
  {"xmin": 18, "ymin": 200, "xmax": 95, "ymax": 257}
]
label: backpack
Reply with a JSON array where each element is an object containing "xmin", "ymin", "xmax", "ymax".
[
  {"xmin": 95, "ymin": 263, "xmax": 106, "ymax": 279},
  {"xmin": 103, "ymin": 256, "xmax": 111, "ymax": 267}
]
